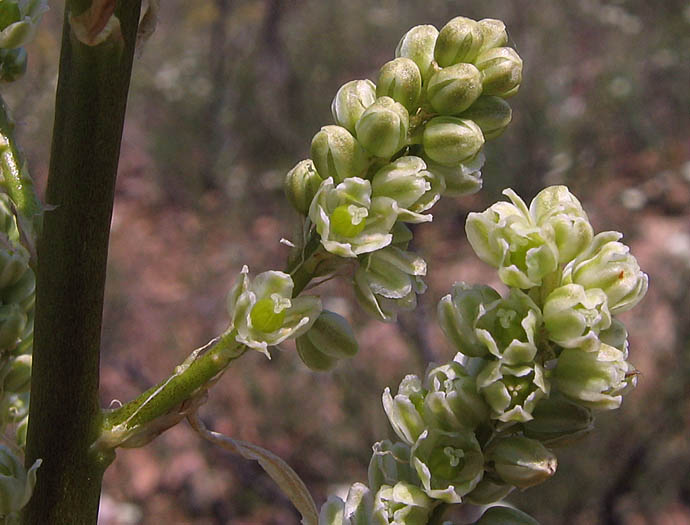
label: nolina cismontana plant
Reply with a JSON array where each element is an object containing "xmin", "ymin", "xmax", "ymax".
[{"xmin": 0, "ymin": 5, "xmax": 649, "ymax": 524}]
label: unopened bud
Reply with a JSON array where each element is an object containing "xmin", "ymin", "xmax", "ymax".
[
  {"xmin": 296, "ymin": 310, "xmax": 358, "ymax": 371},
  {"xmin": 459, "ymin": 96, "xmax": 512, "ymax": 139},
  {"xmin": 0, "ymin": 304, "xmax": 25, "ymax": 351},
  {"xmin": 487, "ymin": 436, "xmax": 557, "ymax": 489},
  {"xmin": 395, "ymin": 24, "xmax": 439, "ymax": 82},
  {"xmin": 434, "ymin": 17, "xmax": 484, "ymax": 67},
  {"xmin": 331, "ymin": 79, "xmax": 377, "ymax": 135},
  {"xmin": 355, "ymin": 96, "xmax": 409, "ymax": 159},
  {"xmin": 426, "ymin": 63, "xmax": 483, "ymax": 115},
  {"xmin": 474, "ymin": 505, "xmax": 540, "ymax": 525},
  {"xmin": 375, "ymin": 482, "xmax": 433, "ymax": 525},
  {"xmin": 523, "ymin": 395, "xmax": 594, "ymax": 447},
  {"xmin": 311, "ymin": 125, "xmax": 369, "ymax": 183},
  {"xmin": 382, "ymin": 375, "xmax": 427, "ymax": 445},
  {"xmin": 477, "ymin": 19, "xmax": 508, "ymax": 54},
  {"xmin": 284, "ymin": 159, "xmax": 323, "ymax": 215},
  {"xmin": 422, "ymin": 116, "xmax": 484, "ymax": 166},
  {"xmin": 475, "ymin": 47, "xmax": 523, "ymax": 98},
  {"xmin": 0, "ymin": 247, "xmax": 29, "ymax": 290},
  {"xmin": 424, "ymin": 152, "xmax": 484, "ymax": 197},
  {"xmin": 1, "ymin": 268, "xmax": 35, "ymax": 312},
  {"xmin": 377, "ymin": 58, "xmax": 422, "ymax": 113},
  {"xmin": 2, "ymin": 354, "xmax": 31, "ymax": 393}
]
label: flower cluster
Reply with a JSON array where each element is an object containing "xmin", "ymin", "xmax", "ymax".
[
  {"xmin": 319, "ymin": 186, "xmax": 647, "ymax": 524},
  {"xmin": 284, "ymin": 16, "xmax": 523, "ymax": 337}
]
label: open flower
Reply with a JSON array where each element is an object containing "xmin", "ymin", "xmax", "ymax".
[
  {"xmin": 310, "ymin": 177, "xmax": 398, "ymax": 258},
  {"xmin": 227, "ymin": 266, "xmax": 321, "ymax": 356}
]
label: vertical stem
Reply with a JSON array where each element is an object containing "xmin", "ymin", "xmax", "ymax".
[{"xmin": 23, "ymin": 2, "xmax": 142, "ymax": 524}]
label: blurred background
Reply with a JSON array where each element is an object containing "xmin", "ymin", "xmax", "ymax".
[{"xmin": 7, "ymin": 0, "xmax": 690, "ymax": 523}]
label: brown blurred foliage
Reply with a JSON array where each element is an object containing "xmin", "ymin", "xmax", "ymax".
[{"xmin": 5, "ymin": 0, "xmax": 690, "ymax": 523}]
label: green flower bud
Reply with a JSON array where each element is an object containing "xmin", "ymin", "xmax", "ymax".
[
  {"xmin": 562, "ymin": 231, "xmax": 648, "ymax": 314},
  {"xmin": 0, "ymin": 244, "xmax": 30, "ymax": 290},
  {"xmin": 310, "ymin": 177, "xmax": 397, "ymax": 258},
  {"xmin": 410, "ymin": 428, "xmax": 484, "ymax": 503},
  {"xmin": 354, "ymin": 246, "xmax": 426, "ymax": 322},
  {"xmin": 426, "ymin": 63, "xmax": 483, "ymax": 115},
  {"xmin": 476, "ymin": 360, "xmax": 549, "ymax": 424},
  {"xmin": 371, "ymin": 156, "xmax": 444, "ymax": 223},
  {"xmin": 0, "ymin": 0, "xmax": 48, "ymax": 49},
  {"xmin": 465, "ymin": 189, "xmax": 559, "ymax": 289},
  {"xmin": 374, "ymin": 482, "xmax": 433, "ymax": 525},
  {"xmin": 487, "ymin": 436, "xmax": 557, "ymax": 489},
  {"xmin": 422, "ymin": 116, "xmax": 484, "ymax": 166},
  {"xmin": 475, "ymin": 47, "xmax": 523, "ymax": 98},
  {"xmin": 377, "ymin": 58, "xmax": 422, "ymax": 113},
  {"xmin": 319, "ymin": 483, "xmax": 378, "ymax": 525},
  {"xmin": 477, "ymin": 19, "xmax": 509, "ymax": 54},
  {"xmin": 465, "ymin": 478, "xmax": 514, "ymax": 505},
  {"xmin": 474, "ymin": 505, "xmax": 540, "ymax": 525},
  {"xmin": 459, "ymin": 96, "xmax": 512, "ymax": 140},
  {"xmin": 355, "ymin": 97, "xmax": 409, "ymax": 159},
  {"xmin": 554, "ymin": 344, "xmax": 636, "ymax": 410},
  {"xmin": 383, "ymin": 374, "xmax": 427, "ymax": 445},
  {"xmin": 544, "ymin": 284, "xmax": 611, "ymax": 352},
  {"xmin": 284, "ymin": 159, "xmax": 323, "ymax": 216},
  {"xmin": 423, "ymin": 151, "xmax": 484, "ymax": 197},
  {"xmin": 434, "ymin": 17, "xmax": 484, "ymax": 67},
  {"xmin": 0, "ymin": 392, "xmax": 27, "ymax": 425},
  {"xmin": 529, "ymin": 186, "xmax": 594, "ymax": 264},
  {"xmin": 423, "ymin": 361, "xmax": 488, "ymax": 431},
  {"xmin": 522, "ymin": 395, "xmax": 594, "ymax": 447},
  {"xmin": 227, "ymin": 266, "xmax": 322, "ymax": 356},
  {"xmin": 438, "ymin": 282, "xmax": 501, "ymax": 358},
  {"xmin": 1, "ymin": 268, "xmax": 35, "ymax": 312},
  {"xmin": 396, "ymin": 25, "xmax": 439, "ymax": 83},
  {"xmin": 0, "ymin": 445, "xmax": 41, "ymax": 518},
  {"xmin": 2, "ymin": 354, "xmax": 31, "ymax": 393},
  {"xmin": 331, "ymin": 79, "xmax": 377, "ymax": 135},
  {"xmin": 319, "ymin": 495, "xmax": 345, "ymax": 525},
  {"xmin": 369, "ymin": 440, "xmax": 419, "ymax": 493},
  {"xmin": 311, "ymin": 125, "xmax": 369, "ymax": 183},
  {"xmin": 0, "ymin": 47, "xmax": 26, "ymax": 81},
  {"xmin": 0, "ymin": 304, "xmax": 26, "ymax": 351},
  {"xmin": 296, "ymin": 310, "xmax": 358, "ymax": 371}
]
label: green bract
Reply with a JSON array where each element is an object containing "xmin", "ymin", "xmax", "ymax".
[
  {"xmin": 284, "ymin": 159, "xmax": 323, "ymax": 216},
  {"xmin": 368, "ymin": 440, "xmax": 419, "ymax": 493},
  {"xmin": 355, "ymin": 96, "xmax": 409, "ymax": 159},
  {"xmin": 0, "ymin": 0, "xmax": 48, "ymax": 49},
  {"xmin": 476, "ymin": 359, "xmax": 549, "ymax": 423},
  {"xmin": 422, "ymin": 116, "xmax": 484, "ymax": 166},
  {"xmin": 311, "ymin": 125, "xmax": 370, "ymax": 183},
  {"xmin": 434, "ymin": 16, "xmax": 484, "ymax": 67},
  {"xmin": 309, "ymin": 177, "xmax": 397, "ymax": 258},
  {"xmin": 474, "ymin": 47, "xmax": 523, "ymax": 98},
  {"xmin": 423, "ymin": 360, "xmax": 488, "ymax": 431},
  {"xmin": 410, "ymin": 428, "xmax": 484, "ymax": 503},
  {"xmin": 543, "ymin": 284, "xmax": 611, "ymax": 352},
  {"xmin": 295, "ymin": 310, "xmax": 358, "ymax": 371},
  {"xmin": 486, "ymin": 436, "xmax": 557, "ymax": 489},
  {"xmin": 0, "ymin": 444, "xmax": 41, "ymax": 518},
  {"xmin": 377, "ymin": 58, "xmax": 423, "ymax": 113},
  {"xmin": 426, "ymin": 63, "xmax": 483, "ymax": 115},
  {"xmin": 562, "ymin": 231, "xmax": 648, "ymax": 314},
  {"xmin": 423, "ymin": 151, "xmax": 484, "ymax": 197},
  {"xmin": 459, "ymin": 96, "xmax": 512, "ymax": 140},
  {"xmin": 554, "ymin": 343, "xmax": 636, "ymax": 410},
  {"xmin": 395, "ymin": 24, "xmax": 439, "ymax": 83},
  {"xmin": 354, "ymin": 246, "xmax": 427, "ymax": 322},
  {"xmin": 383, "ymin": 374, "xmax": 427, "ymax": 445},
  {"xmin": 331, "ymin": 79, "xmax": 377, "ymax": 135},
  {"xmin": 465, "ymin": 189, "xmax": 559, "ymax": 288},
  {"xmin": 473, "ymin": 505, "xmax": 540, "ymax": 525},
  {"xmin": 371, "ymin": 156, "xmax": 444, "ymax": 224},
  {"xmin": 226, "ymin": 266, "xmax": 321, "ymax": 356}
]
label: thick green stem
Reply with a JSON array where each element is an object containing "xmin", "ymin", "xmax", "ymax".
[{"xmin": 23, "ymin": 2, "xmax": 142, "ymax": 524}]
